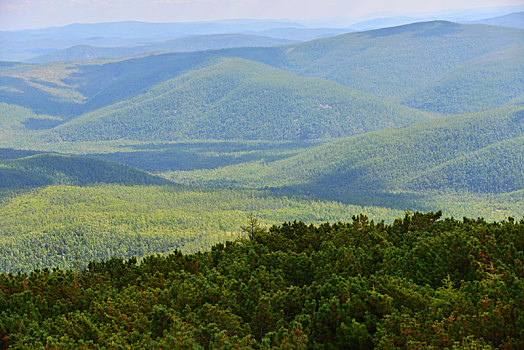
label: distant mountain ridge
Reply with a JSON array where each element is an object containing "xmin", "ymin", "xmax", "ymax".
[
  {"xmin": 0, "ymin": 19, "xmax": 303, "ymax": 41},
  {"xmin": 0, "ymin": 19, "xmax": 304, "ymax": 62},
  {"xmin": 1, "ymin": 21, "xmax": 521, "ymax": 121},
  {"xmin": 347, "ymin": 11, "xmax": 524, "ymax": 31},
  {"xmin": 27, "ymin": 34, "xmax": 295, "ymax": 63},
  {"xmin": 245, "ymin": 27, "xmax": 352, "ymax": 41},
  {"xmin": 468, "ymin": 12, "xmax": 524, "ymax": 29}
]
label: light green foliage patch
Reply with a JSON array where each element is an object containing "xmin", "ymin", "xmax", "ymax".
[{"xmin": 0, "ymin": 185, "xmax": 402, "ymax": 272}]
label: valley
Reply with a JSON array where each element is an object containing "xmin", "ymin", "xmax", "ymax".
[{"xmin": 0, "ymin": 20, "xmax": 522, "ymax": 273}]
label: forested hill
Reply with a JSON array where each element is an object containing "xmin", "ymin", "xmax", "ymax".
[
  {"xmin": 268, "ymin": 21, "xmax": 524, "ymax": 108},
  {"xmin": 0, "ymin": 148, "xmax": 40, "ymax": 161},
  {"xmin": 0, "ymin": 21, "xmax": 521, "ymax": 124},
  {"xmin": 41, "ymin": 58, "xmax": 430, "ymax": 142},
  {"xmin": 170, "ymin": 104, "xmax": 524, "ymax": 211},
  {"xmin": 0, "ymin": 151, "xmax": 171, "ymax": 188},
  {"xmin": 1, "ymin": 213, "xmax": 522, "ymax": 348}
]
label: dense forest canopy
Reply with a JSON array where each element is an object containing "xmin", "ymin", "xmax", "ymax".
[
  {"xmin": 1, "ymin": 213, "xmax": 522, "ymax": 348},
  {"xmin": 0, "ymin": 16, "xmax": 522, "ymax": 349},
  {"xmin": 0, "ymin": 184, "xmax": 403, "ymax": 273}
]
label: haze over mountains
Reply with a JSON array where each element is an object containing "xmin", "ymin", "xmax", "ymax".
[
  {"xmin": 2, "ymin": 9, "xmax": 522, "ymax": 62},
  {"xmin": 0, "ymin": 19, "xmax": 337, "ymax": 62},
  {"xmin": 348, "ymin": 11, "xmax": 524, "ymax": 31},
  {"xmin": 468, "ymin": 11, "xmax": 524, "ymax": 28},
  {"xmin": 26, "ymin": 35, "xmax": 295, "ymax": 64}
]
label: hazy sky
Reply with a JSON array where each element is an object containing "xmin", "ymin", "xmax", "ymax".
[{"xmin": 1, "ymin": 0, "xmax": 523, "ymax": 30}]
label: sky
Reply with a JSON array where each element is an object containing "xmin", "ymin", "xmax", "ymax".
[{"xmin": 0, "ymin": 0, "xmax": 523, "ymax": 30}]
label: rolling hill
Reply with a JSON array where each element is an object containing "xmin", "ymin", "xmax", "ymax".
[
  {"xmin": 0, "ymin": 52, "xmax": 221, "ymax": 117},
  {"xmin": 1, "ymin": 14, "xmax": 523, "ymax": 349},
  {"xmin": 39, "ymin": 58, "xmax": 430, "ymax": 142},
  {"xmin": 167, "ymin": 104, "xmax": 524, "ymax": 216},
  {"xmin": 0, "ymin": 103, "xmax": 63, "ymax": 136},
  {"xmin": 401, "ymin": 45, "xmax": 524, "ymax": 114},
  {"xmin": 0, "ymin": 148, "xmax": 40, "ymax": 161},
  {"xmin": 0, "ymin": 150, "xmax": 171, "ymax": 188},
  {"xmin": 266, "ymin": 21, "xmax": 524, "ymax": 111},
  {"xmin": 0, "ymin": 21, "xmax": 521, "ymax": 121},
  {"xmin": 408, "ymin": 136, "xmax": 524, "ymax": 193},
  {"xmin": 0, "ymin": 20, "xmax": 522, "ymax": 219}
]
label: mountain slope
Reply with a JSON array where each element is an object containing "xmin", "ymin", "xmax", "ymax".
[
  {"xmin": 0, "ymin": 103, "xmax": 63, "ymax": 135},
  {"xmin": 168, "ymin": 105, "xmax": 524, "ymax": 212},
  {"xmin": 470, "ymin": 12, "xmax": 524, "ymax": 29},
  {"xmin": 0, "ymin": 152, "xmax": 171, "ymax": 188},
  {"xmin": 248, "ymin": 27, "xmax": 352, "ymax": 41},
  {"xmin": 41, "ymin": 58, "xmax": 430, "ymax": 142},
  {"xmin": 408, "ymin": 136, "xmax": 524, "ymax": 193},
  {"xmin": 269, "ymin": 21, "xmax": 524, "ymax": 105},
  {"xmin": 348, "ymin": 16, "xmax": 423, "ymax": 31},
  {"xmin": 1, "ymin": 21, "xmax": 522, "ymax": 118},
  {"xmin": 402, "ymin": 46, "xmax": 524, "ymax": 114},
  {"xmin": 0, "ymin": 148, "xmax": 40, "ymax": 161}
]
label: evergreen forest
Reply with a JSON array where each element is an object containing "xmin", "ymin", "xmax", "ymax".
[
  {"xmin": 0, "ymin": 15, "xmax": 523, "ymax": 349},
  {"xmin": 1, "ymin": 213, "xmax": 522, "ymax": 348}
]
